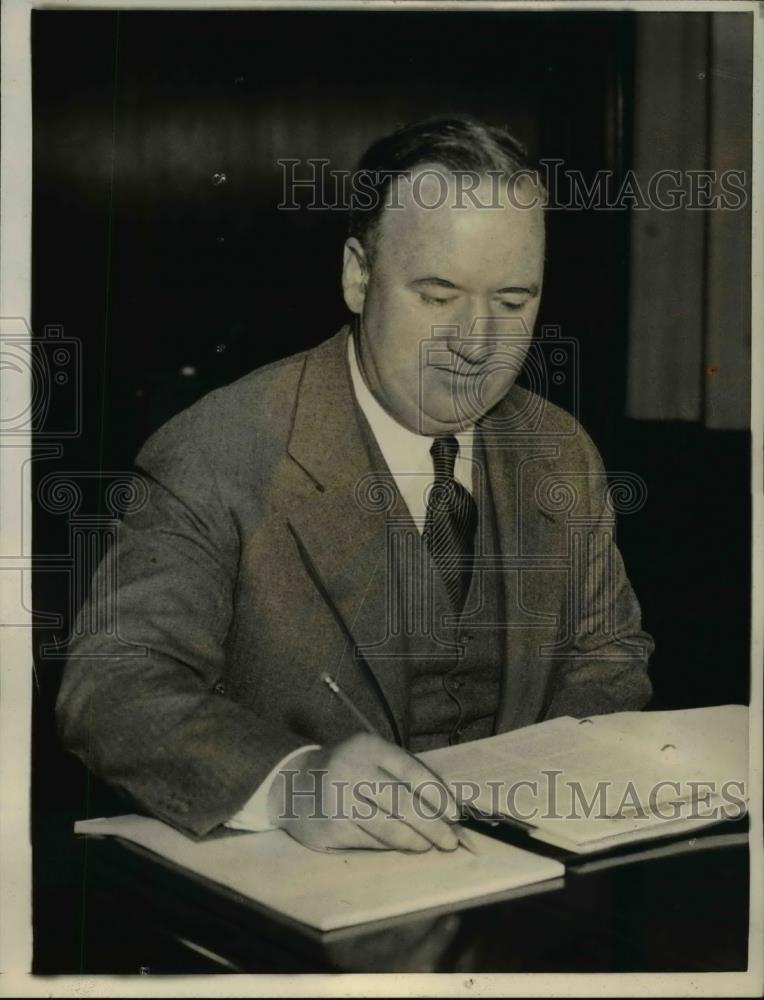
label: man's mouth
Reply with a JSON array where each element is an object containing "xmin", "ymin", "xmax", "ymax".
[{"xmin": 430, "ymin": 360, "xmax": 484, "ymax": 378}]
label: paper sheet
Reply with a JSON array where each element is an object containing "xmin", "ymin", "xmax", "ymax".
[{"xmin": 74, "ymin": 814, "xmax": 565, "ymax": 932}]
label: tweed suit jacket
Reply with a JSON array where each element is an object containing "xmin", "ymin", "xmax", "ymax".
[{"xmin": 57, "ymin": 326, "xmax": 654, "ymax": 836}]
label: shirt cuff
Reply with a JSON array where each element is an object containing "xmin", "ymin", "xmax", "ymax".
[{"xmin": 225, "ymin": 744, "xmax": 321, "ymax": 832}]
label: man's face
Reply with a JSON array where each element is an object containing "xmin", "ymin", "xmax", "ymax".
[{"xmin": 342, "ymin": 166, "xmax": 545, "ymax": 435}]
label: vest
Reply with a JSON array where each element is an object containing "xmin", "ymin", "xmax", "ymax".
[{"xmin": 355, "ymin": 410, "xmax": 504, "ymax": 753}]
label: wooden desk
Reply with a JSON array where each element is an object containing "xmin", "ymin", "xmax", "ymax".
[{"xmin": 76, "ymin": 816, "xmax": 750, "ymax": 974}]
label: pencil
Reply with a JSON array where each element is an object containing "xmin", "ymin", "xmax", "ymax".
[
  {"xmin": 321, "ymin": 673, "xmax": 477, "ymax": 854},
  {"xmin": 320, "ymin": 673, "xmax": 377, "ymax": 733}
]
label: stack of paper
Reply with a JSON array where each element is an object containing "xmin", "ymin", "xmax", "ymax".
[{"xmin": 422, "ymin": 705, "xmax": 748, "ymax": 854}]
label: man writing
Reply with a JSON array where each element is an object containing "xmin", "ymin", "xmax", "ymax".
[{"xmin": 57, "ymin": 117, "xmax": 653, "ymax": 852}]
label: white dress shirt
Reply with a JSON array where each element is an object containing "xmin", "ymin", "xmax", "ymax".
[{"xmin": 227, "ymin": 332, "xmax": 476, "ymax": 831}]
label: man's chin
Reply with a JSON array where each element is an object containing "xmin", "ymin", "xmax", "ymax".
[
  {"xmin": 417, "ymin": 406, "xmax": 483, "ymax": 435},
  {"xmin": 419, "ymin": 386, "xmax": 515, "ymax": 432}
]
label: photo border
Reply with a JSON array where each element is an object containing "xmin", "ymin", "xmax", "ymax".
[{"xmin": 1, "ymin": 1, "xmax": 761, "ymax": 995}]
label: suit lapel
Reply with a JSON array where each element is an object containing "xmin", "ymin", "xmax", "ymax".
[{"xmin": 286, "ymin": 326, "xmax": 408, "ymax": 744}]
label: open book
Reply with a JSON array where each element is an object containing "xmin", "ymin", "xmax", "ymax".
[{"xmin": 421, "ymin": 705, "xmax": 749, "ymax": 854}]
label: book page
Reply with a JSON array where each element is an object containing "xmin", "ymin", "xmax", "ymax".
[{"xmin": 587, "ymin": 705, "xmax": 748, "ymax": 783}]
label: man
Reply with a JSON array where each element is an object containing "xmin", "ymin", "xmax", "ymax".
[{"xmin": 57, "ymin": 117, "xmax": 654, "ymax": 853}]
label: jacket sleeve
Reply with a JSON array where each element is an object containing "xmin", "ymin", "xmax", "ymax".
[
  {"xmin": 56, "ymin": 407, "xmax": 306, "ymax": 837},
  {"xmin": 541, "ymin": 427, "xmax": 654, "ymax": 721}
]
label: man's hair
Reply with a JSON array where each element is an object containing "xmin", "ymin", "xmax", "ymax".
[{"xmin": 348, "ymin": 115, "xmax": 541, "ymax": 261}]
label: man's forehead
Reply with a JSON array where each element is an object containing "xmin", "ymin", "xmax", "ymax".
[{"xmin": 377, "ymin": 165, "xmax": 545, "ymax": 272}]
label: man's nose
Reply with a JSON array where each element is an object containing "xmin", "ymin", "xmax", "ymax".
[{"xmin": 444, "ymin": 301, "xmax": 502, "ymax": 362}]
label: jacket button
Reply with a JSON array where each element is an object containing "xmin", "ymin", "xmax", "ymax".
[{"xmin": 214, "ymin": 681, "xmax": 226, "ymax": 695}]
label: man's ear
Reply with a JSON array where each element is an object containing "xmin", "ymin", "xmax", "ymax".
[{"xmin": 342, "ymin": 237, "xmax": 370, "ymax": 314}]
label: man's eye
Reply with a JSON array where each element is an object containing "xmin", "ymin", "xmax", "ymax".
[
  {"xmin": 419, "ymin": 293, "xmax": 455, "ymax": 307},
  {"xmin": 499, "ymin": 300, "xmax": 526, "ymax": 312}
]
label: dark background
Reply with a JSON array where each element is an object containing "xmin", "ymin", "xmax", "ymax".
[{"xmin": 31, "ymin": 9, "xmax": 752, "ymax": 972}]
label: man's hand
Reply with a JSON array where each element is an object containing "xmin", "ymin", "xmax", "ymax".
[{"xmin": 267, "ymin": 734, "xmax": 462, "ymax": 852}]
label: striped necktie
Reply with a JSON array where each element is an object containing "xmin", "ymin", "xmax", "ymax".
[{"xmin": 423, "ymin": 435, "xmax": 478, "ymax": 614}]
